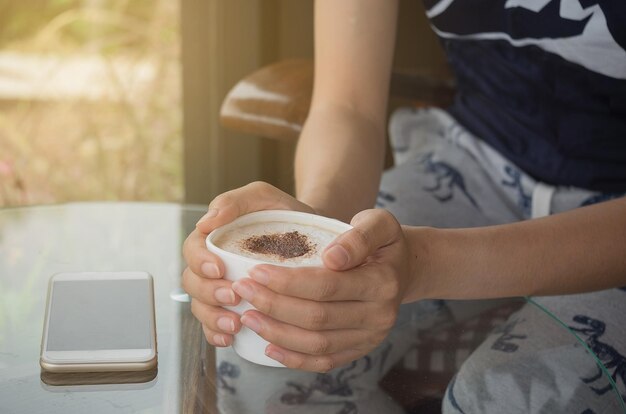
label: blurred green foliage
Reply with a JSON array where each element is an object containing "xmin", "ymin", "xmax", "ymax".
[
  {"xmin": 0, "ymin": 0, "xmax": 172, "ymax": 51},
  {"xmin": 0, "ymin": 0, "xmax": 78, "ymax": 47}
]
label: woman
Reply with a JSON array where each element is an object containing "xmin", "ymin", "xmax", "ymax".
[{"xmin": 182, "ymin": 1, "xmax": 626, "ymax": 411}]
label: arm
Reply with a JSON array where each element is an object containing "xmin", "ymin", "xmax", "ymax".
[
  {"xmin": 182, "ymin": 0, "xmax": 398, "ymax": 355},
  {"xmin": 407, "ymin": 197, "xmax": 626, "ymax": 302},
  {"xmin": 233, "ymin": 198, "xmax": 626, "ymax": 372},
  {"xmin": 295, "ymin": 0, "xmax": 399, "ymax": 222}
]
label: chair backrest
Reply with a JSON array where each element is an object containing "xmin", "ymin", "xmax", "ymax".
[{"xmin": 220, "ymin": 59, "xmax": 455, "ymax": 142}]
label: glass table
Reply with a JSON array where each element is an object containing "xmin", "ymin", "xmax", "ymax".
[{"xmin": 0, "ymin": 203, "xmax": 623, "ymax": 413}]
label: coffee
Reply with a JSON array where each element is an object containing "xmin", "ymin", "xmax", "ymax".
[
  {"xmin": 214, "ymin": 221, "xmax": 339, "ymax": 266},
  {"xmin": 207, "ymin": 211, "xmax": 352, "ymax": 366}
]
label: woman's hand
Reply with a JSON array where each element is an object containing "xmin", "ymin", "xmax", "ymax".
[
  {"xmin": 182, "ymin": 182, "xmax": 316, "ymax": 348},
  {"xmin": 231, "ymin": 208, "xmax": 418, "ymax": 372}
]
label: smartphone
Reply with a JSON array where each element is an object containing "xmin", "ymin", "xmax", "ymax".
[{"xmin": 40, "ymin": 272, "xmax": 157, "ymax": 373}]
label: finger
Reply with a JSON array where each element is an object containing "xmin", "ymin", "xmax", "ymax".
[
  {"xmin": 240, "ymin": 310, "xmax": 375, "ymax": 356},
  {"xmin": 248, "ymin": 264, "xmax": 380, "ymax": 302},
  {"xmin": 182, "ymin": 228, "xmax": 224, "ymax": 279},
  {"xmin": 201, "ymin": 324, "xmax": 233, "ymax": 347},
  {"xmin": 182, "ymin": 267, "xmax": 241, "ymax": 306},
  {"xmin": 232, "ymin": 278, "xmax": 386, "ymax": 329},
  {"xmin": 196, "ymin": 181, "xmax": 315, "ymax": 233},
  {"xmin": 265, "ymin": 344, "xmax": 364, "ymax": 373},
  {"xmin": 191, "ymin": 298, "xmax": 242, "ymax": 335},
  {"xmin": 323, "ymin": 209, "xmax": 401, "ymax": 270}
]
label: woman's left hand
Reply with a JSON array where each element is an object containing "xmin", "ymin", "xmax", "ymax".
[{"xmin": 231, "ymin": 208, "xmax": 418, "ymax": 372}]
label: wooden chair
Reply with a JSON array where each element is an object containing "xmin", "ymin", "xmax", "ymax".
[{"xmin": 220, "ymin": 58, "xmax": 456, "ymax": 143}]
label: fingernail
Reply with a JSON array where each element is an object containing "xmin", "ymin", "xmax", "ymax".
[
  {"xmin": 249, "ymin": 268, "xmax": 270, "ymax": 285},
  {"xmin": 265, "ymin": 347, "xmax": 284, "ymax": 363},
  {"xmin": 201, "ymin": 262, "xmax": 220, "ymax": 278},
  {"xmin": 241, "ymin": 314, "xmax": 262, "ymax": 333},
  {"xmin": 232, "ymin": 281, "xmax": 255, "ymax": 301},
  {"xmin": 217, "ymin": 317, "xmax": 235, "ymax": 332},
  {"xmin": 214, "ymin": 287, "xmax": 236, "ymax": 304},
  {"xmin": 324, "ymin": 244, "xmax": 350, "ymax": 268},
  {"xmin": 213, "ymin": 334, "xmax": 227, "ymax": 347},
  {"xmin": 196, "ymin": 209, "xmax": 219, "ymax": 225}
]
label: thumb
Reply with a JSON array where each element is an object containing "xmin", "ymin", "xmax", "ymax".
[
  {"xmin": 195, "ymin": 181, "xmax": 314, "ymax": 234},
  {"xmin": 322, "ymin": 209, "xmax": 401, "ymax": 270}
]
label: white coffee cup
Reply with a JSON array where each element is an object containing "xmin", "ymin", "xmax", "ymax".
[{"xmin": 205, "ymin": 210, "xmax": 352, "ymax": 367}]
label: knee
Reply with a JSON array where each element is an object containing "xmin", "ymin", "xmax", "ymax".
[
  {"xmin": 441, "ymin": 348, "xmax": 514, "ymax": 414},
  {"xmin": 441, "ymin": 359, "xmax": 489, "ymax": 414},
  {"xmin": 442, "ymin": 374, "xmax": 465, "ymax": 413}
]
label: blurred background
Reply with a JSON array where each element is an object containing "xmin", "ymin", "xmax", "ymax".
[
  {"xmin": 0, "ymin": 0, "xmax": 447, "ymax": 208},
  {"xmin": 0, "ymin": 0, "xmax": 182, "ymax": 206}
]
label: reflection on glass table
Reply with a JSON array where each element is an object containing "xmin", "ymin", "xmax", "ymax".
[{"xmin": 0, "ymin": 203, "xmax": 623, "ymax": 413}]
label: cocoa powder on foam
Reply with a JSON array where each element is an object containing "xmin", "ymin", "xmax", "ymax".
[
  {"xmin": 240, "ymin": 231, "xmax": 314, "ymax": 260},
  {"xmin": 214, "ymin": 221, "xmax": 339, "ymax": 265}
]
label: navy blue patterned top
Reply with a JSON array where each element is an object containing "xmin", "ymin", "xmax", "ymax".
[{"xmin": 423, "ymin": 0, "xmax": 626, "ymax": 192}]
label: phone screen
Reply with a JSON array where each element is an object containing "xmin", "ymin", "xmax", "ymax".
[{"xmin": 47, "ymin": 279, "xmax": 152, "ymax": 352}]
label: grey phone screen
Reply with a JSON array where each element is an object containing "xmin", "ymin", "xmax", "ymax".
[{"xmin": 47, "ymin": 279, "xmax": 152, "ymax": 351}]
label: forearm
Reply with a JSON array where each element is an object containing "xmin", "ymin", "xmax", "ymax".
[
  {"xmin": 295, "ymin": 106, "xmax": 385, "ymax": 222},
  {"xmin": 296, "ymin": 0, "xmax": 398, "ymax": 222},
  {"xmin": 405, "ymin": 197, "xmax": 626, "ymax": 302}
]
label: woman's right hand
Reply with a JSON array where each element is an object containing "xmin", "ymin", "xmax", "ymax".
[{"xmin": 182, "ymin": 181, "xmax": 316, "ymax": 348}]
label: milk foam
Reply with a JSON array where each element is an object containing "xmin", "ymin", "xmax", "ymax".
[{"xmin": 214, "ymin": 221, "xmax": 339, "ymax": 266}]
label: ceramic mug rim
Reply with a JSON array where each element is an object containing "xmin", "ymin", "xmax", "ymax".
[{"xmin": 205, "ymin": 210, "xmax": 353, "ymax": 268}]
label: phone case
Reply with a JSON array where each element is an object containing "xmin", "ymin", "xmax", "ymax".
[{"xmin": 40, "ymin": 272, "xmax": 158, "ymax": 373}]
